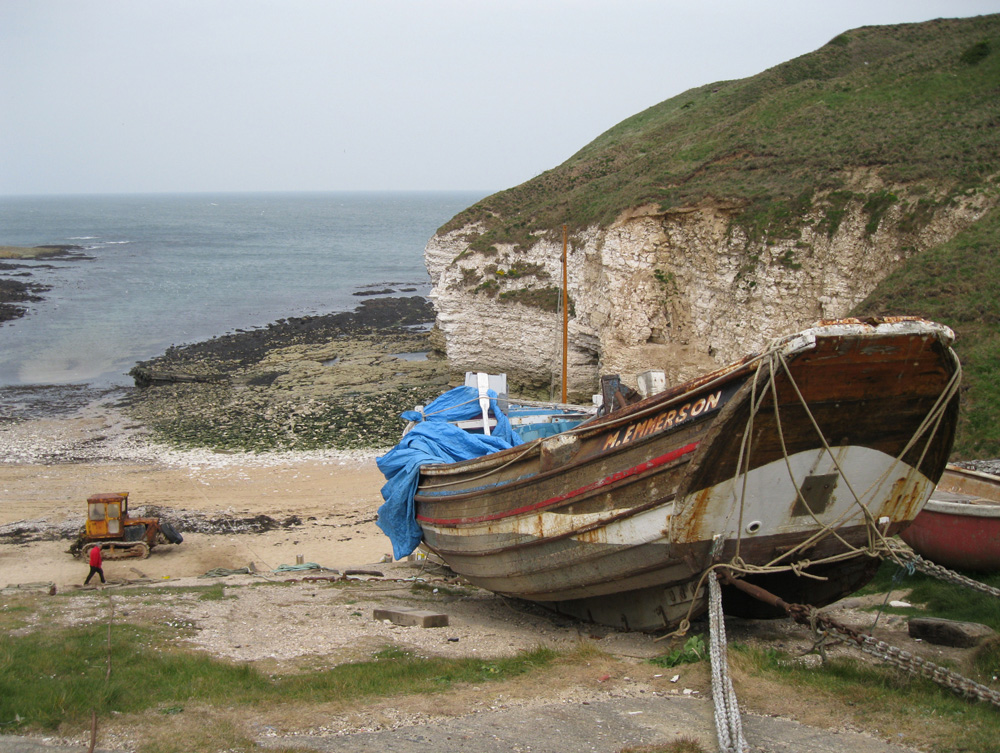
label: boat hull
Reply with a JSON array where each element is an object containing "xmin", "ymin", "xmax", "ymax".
[
  {"xmin": 900, "ymin": 466, "xmax": 1000, "ymax": 571},
  {"xmin": 415, "ymin": 319, "xmax": 960, "ymax": 630}
]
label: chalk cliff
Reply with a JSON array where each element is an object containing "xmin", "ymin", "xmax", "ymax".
[
  {"xmin": 426, "ymin": 180, "xmax": 994, "ymax": 400},
  {"xmin": 423, "ymin": 15, "xmax": 1000, "ymax": 401}
]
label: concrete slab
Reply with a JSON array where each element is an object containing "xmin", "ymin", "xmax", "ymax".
[{"xmin": 372, "ymin": 607, "xmax": 449, "ymax": 628}]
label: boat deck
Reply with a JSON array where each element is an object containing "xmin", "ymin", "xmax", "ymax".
[{"xmin": 928, "ymin": 489, "xmax": 998, "ymax": 506}]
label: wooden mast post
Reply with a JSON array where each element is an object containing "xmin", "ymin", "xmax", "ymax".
[{"xmin": 562, "ymin": 224, "xmax": 568, "ymax": 403}]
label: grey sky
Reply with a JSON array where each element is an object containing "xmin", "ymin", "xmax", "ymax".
[{"xmin": 2, "ymin": 0, "xmax": 998, "ymax": 196}]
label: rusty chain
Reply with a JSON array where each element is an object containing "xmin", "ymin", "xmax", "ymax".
[
  {"xmin": 719, "ymin": 572, "xmax": 1000, "ymax": 709},
  {"xmin": 786, "ymin": 603, "xmax": 1000, "ymax": 709},
  {"xmin": 880, "ymin": 541, "xmax": 1000, "ymax": 599}
]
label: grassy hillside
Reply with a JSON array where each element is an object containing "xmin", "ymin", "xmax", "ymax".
[
  {"xmin": 439, "ymin": 13, "xmax": 1000, "ymax": 458},
  {"xmin": 443, "ymin": 14, "xmax": 1000, "ymax": 250},
  {"xmin": 853, "ymin": 205, "xmax": 1000, "ymax": 459}
]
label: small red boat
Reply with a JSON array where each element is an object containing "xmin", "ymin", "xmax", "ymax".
[{"xmin": 900, "ymin": 464, "xmax": 1000, "ymax": 571}]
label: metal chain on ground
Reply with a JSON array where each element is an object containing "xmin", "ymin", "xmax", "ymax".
[
  {"xmin": 708, "ymin": 539, "xmax": 748, "ymax": 753},
  {"xmin": 880, "ymin": 541, "xmax": 1000, "ymax": 599},
  {"xmin": 857, "ymin": 634, "xmax": 1000, "ymax": 707},
  {"xmin": 786, "ymin": 603, "xmax": 1000, "ymax": 709},
  {"xmin": 720, "ymin": 575, "xmax": 1000, "ymax": 709}
]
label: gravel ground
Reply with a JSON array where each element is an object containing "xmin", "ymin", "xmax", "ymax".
[{"xmin": 0, "ymin": 571, "xmax": 928, "ymax": 753}]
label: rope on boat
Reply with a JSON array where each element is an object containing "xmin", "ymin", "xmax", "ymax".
[
  {"xmin": 707, "ymin": 538, "xmax": 748, "ymax": 753},
  {"xmin": 663, "ymin": 336, "xmax": 962, "ymax": 640},
  {"xmin": 742, "ymin": 345, "xmax": 963, "ymax": 574},
  {"xmin": 717, "ymin": 339, "xmax": 963, "ymax": 586}
]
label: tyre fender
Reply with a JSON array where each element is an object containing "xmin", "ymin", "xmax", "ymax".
[{"xmin": 160, "ymin": 522, "xmax": 183, "ymax": 544}]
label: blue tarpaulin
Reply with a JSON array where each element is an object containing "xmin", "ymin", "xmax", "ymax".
[{"xmin": 376, "ymin": 385, "xmax": 523, "ymax": 559}]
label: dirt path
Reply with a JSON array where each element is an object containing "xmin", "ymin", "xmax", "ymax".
[{"xmin": 256, "ymin": 694, "xmax": 920, "ymax": 753}]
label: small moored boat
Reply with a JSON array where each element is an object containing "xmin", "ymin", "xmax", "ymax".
[
  {"xmin": 899, "ymin": 464, "xmax": 1000, "ymax": 571},
  {"xmin": 377, "ymin": 317, "xmax": 961, "ymax": 631}
]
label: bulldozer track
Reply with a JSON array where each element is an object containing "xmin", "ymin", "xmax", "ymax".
[{"xmin": 84, "ymin": 541, "xmax": 150, "ymax": 560}]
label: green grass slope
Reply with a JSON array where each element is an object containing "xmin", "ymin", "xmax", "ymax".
[
  {"xmin": 443, "ymin": 14, "xmax": 1000, "ymax": 249},
  {"xmin": 440, "ymin": 13, "xmax": 1000, "ymax": 458},
  {"xmin": 853, "ymin": 205, "xmax": 1000, "ymax": 458}
]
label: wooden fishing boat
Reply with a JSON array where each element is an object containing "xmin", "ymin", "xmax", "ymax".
[
  {"xmin": 379, "ymin": 317, "xmax": 960, "ymax": 631},
  {"xmin": 899, "ymin": 464, "xmax": 1000, "ymax": 571}
]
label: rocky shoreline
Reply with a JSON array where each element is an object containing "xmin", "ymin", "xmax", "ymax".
[
  {"xmin": 0, "ymin": 245, "xmax": 90, "ymax": 323},
  {"xmin": 5, "ymin": 288, "xmax": 1000, "ymax": 471},
  {"xmin": 121, "ymin": 295, "xmax": 452, "ymax": 452},
  {"xmin": 0, "ymin": 277, "xmax": 49, "ymax": 323}
]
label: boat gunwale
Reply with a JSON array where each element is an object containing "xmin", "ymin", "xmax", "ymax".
[
  {"xmin": 415, "ymin": 425, "xmax": 704, "ymax": 507},
  {"xmin": 922, "ymin": 499, "xmax": 1000, "ymax": 518},
  {"xmin": 417, "ymin": 439, "xmax": 696, "ymax": 525}
]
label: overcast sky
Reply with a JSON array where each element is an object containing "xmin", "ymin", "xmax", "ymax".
[{"xmin": 2, "ymin": 0, "xmax": 998, "ymax": 196}]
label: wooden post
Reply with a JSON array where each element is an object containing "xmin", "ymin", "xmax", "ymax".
[{"xmin": 562, "ymin": 225, "xmax": 568, "ymax": 404}]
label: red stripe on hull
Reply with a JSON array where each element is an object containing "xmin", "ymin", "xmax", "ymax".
[{"xmin": 418, "ymin": 442, "xmax": 699, "ymax": 526}]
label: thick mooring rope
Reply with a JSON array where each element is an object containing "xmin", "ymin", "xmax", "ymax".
[{"xmin": 708, "ymin": 564, "xmax": 748, "ymax": 753}]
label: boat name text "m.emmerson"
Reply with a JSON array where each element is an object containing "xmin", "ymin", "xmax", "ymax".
[{"xmin": 603, "ymin": 390, "xmax": 723, "ymax": 451}]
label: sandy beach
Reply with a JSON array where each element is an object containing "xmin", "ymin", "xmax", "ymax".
[
  {"xmin": 0, "ymin": 456, "xmax": 391, "ymax": 588},
  {"xmin": 0, "ymin": 399, "xmax": 396, "ymax": 590}
]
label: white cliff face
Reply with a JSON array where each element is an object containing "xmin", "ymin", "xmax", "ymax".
[{"xmin": 426, "ymin": 186, "xmax": 994, "ymax": 400}]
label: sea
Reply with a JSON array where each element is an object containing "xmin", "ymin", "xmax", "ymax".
[{"xmin": 0, "ymin": 191, "xmax": 485, "ymax": 392}]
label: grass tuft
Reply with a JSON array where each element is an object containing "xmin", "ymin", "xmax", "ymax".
[
  {"xmin": 0, "ymin": 621, "xmax": 556, "ymax": 733},
  {"xmin": 972, "ymin": 637, "xmax": 1000, "ymax": 685},
  {"xmin": 650, "ymin": 634, "xmax": 707, "ymax": 668}
]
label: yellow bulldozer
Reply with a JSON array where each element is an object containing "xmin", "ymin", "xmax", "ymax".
[{"xmin": 69, "ymin": 492, "xmax": 183, "ymax": 560}]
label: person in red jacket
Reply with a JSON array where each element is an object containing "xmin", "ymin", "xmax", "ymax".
[{"xmin": 84, "ymin": 545, "xmax": 106, "ymax": 585}]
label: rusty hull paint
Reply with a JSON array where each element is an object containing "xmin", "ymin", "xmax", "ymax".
[
  {"xmin": 669, "ymin": 325, "xmax": 958, "ymax": 546},
  {"xmin": 412, "ymin": 319, "xmax": 959, "ymax": 631}
]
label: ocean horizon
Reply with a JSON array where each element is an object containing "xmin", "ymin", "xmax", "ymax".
[{"xmin": 0, "ymin": 191, "xmax": 486, "ymax": 389}]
